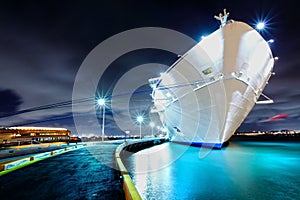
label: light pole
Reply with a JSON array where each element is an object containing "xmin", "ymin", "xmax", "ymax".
[
  {"xmin": 137, "ymin": 116, "xmax": 143, "ymax": 139},
  {"xmin": 125, "ymin": 130, "xmax": 130, "ymax": 142},
  {"xmin": 149, "ymin": 122, "xmax": 155, "ymax": 137},
  {"xmin": 97, "ymin": 98, "xmax": 106, "ymax": 142},
  {"xmin": 157, "ymin": 126, "xmax": 161, "ymax": 135},
  {"xmin": 161, "ymin": 127, "xmax": 167, "ymax": 134}
]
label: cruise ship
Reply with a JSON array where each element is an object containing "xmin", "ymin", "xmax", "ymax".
[{"xmin": 149, "ymin": 10, "xmax": 275, "ymax": 148}]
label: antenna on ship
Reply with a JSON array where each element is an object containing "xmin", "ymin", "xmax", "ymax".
[{"xmin": 214, "ymin": 8, "xmax": 230, "ymax": 27}]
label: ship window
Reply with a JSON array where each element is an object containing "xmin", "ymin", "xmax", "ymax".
[
  {"xmin": 202, "ymin": 67, "xmax": 213, "ymax": 75},
  {"xmin": 173, "ymin": 127, "xmax": 181, "ymax": 133},
  {"xmin": 216, "ymin": 73, "xmax": 224, "ymax": 79}
]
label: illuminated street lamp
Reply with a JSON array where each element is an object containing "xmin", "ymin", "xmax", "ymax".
[
  {"xmin": 137, "ymin": 115, "xmax": 143, "ymax": 139},
  {"xmin": 157, "ymin": 126, "xmax": 161, "ymax": 135},
  {"xmin": 161, "ymin": 127, "xmax": 167, "ymax": 133},
  {"xmin": 149, "ymin": 122, "xmax": 155, "ymax": 137},
  {"xmin": 125, "ymin": 130, "xmax": 130, "ymax": 142},
  {"xmin": 97, "ymin": 98, "xmax": 106, "ymax": 141}
]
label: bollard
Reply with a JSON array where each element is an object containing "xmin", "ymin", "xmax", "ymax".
[
  {"xmin": 0, "ymin": 164, "xmax": 5, "ymax": 171},
  {"xmin": 119, "ymin": 175, "xmax": 124, "ymax": 185},
  {"xmin": 50, "ymin": 151, "xmax": 54, "ymax": 156}
]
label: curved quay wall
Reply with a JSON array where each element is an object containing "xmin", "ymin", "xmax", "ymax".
[{"xmin": 115, "ymin": 138, "xmax": 168, "ymax": 200}]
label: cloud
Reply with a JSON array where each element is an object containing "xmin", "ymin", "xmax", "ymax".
[
  {"xmin": 0, "ymin": 29, "xmax": 79, "ymax": 124},
  {"xmin": 0, "ymin": 89, "xmax": 23, "ymax": 115}
]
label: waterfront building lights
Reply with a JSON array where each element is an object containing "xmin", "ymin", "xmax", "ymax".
[
  {"xmin": 137, "ymin": 116, "xmax": 144, "ymax": 139},
  {"xmin": 97, "ymin": 98, "xmax": 106, "ymax": 141}
]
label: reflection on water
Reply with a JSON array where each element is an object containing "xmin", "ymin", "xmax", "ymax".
[{"xmin": 123, "ymin": 141, "xmax": 300, "ymax": 200}]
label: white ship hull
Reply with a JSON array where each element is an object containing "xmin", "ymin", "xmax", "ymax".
[{"xmin": 150, "ymin": 21, "xmax": 274, "ymax": 148}]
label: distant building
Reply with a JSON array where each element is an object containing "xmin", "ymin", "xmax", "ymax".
[{"xmin": 0, "ymin": 126, "xmax": 70, "ymax": 144}]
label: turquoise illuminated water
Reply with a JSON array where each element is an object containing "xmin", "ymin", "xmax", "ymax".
[{"xmin": 124, "ymin": 141, "xmax": 300, "ymax": 200}]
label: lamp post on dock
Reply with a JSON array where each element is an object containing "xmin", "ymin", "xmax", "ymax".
[
  {"xmin": 97, "ymin": 98, "xmax": 106, "ymax": 142},
  {"xmin": 137, "ymin": 116, "xmax": 143, "ymax": 139},
  {"xmin": 149, "ymin": 122, "xmax": 155, "ymax": 137}
]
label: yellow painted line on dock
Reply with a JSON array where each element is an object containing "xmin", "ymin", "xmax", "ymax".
[
  {"xmin": 115, "ymin": 157, "xmax": 128, "ymax": 175},
  {"xmin": 115, "ymin": 142, "xmax": 142, "ymax": 200},
  {"xmin": 123, "ymin": 174, "xmax": 142, "ymax": 200},
  {"xmin": 0, "ymin": 145, "xmax": 85, "ymax": 177},
  {"xmin": 0, "ymin": 153, "xmax": 55, "ymax": 176}
]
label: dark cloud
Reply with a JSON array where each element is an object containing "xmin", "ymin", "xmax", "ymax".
[{"xmin": 0, "ymin": 89, "xmax": 23, "ymax": 115}]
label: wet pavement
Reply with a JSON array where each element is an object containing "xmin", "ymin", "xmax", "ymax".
[{"xmin": 0, "ymin": 144, "xmax": 124, "ymax": 200}]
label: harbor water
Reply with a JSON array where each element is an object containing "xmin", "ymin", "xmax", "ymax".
[{"xmin": 123, "ymin": 141, "xmax": 300, "ymax": 200}]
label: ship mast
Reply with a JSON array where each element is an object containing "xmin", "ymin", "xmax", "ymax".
[{"xmin": 214, "ymin": 8, "xmax": 230, "ymax": 27}]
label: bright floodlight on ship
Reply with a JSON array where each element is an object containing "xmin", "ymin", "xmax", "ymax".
[
  {"xmin": 268, "ymin": 39, "xmax": 274, "ymax": 43},
  {"xmin": 137, "ymin": 115, "xmax": 144, "ymax": 139},
  {"xmin": 97, "ymin": 98, "xmax": 106, "ymax": 141},
  {"xmin": 256, "ymin": 22, "xmax": 265, "ymax": 30}
]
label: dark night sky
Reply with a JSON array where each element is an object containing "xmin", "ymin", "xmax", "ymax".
[{"xmin": 0, "ymin": 0, "xmax": 299, "ymax": 135}]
